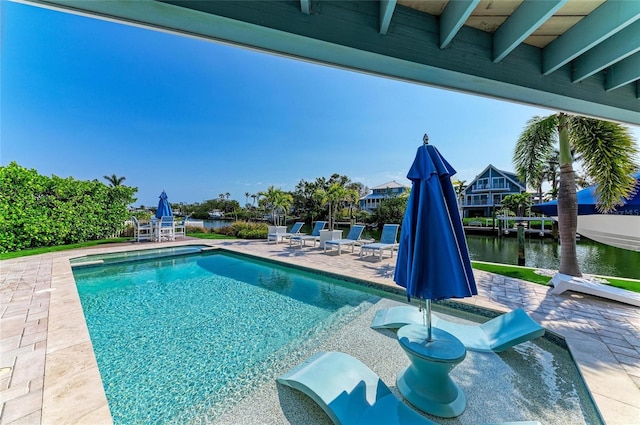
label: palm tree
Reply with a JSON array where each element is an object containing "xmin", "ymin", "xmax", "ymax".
[
  {"xmin": 514, "ymin": 113, "xmax": 638, "ymax": 277},
  {"xmin": 345, "ymin": 182, "xmax": 363, "ymax": 223},
  {"xmin": 259, "ymin": 186, "xmax": 293, "ymax": 225},
  {"xmin": 250, "ymin": 193, "xmax": 258, "ymax": 219},
  {"xmin": 500, "ymin": 193, "xmax": 532, "ymax": 217},
  {"xmin": 103, "ymin": 174, "xmax": 126, "ymax": 187},
  {"xmin": 244, "ymin": 192, "xmax": 250, "ymax": 208},
  {"xmin": 543, "ymin": 149, "xmax": 560, "ymax": 200},
  {"xmin": 315, "ymin": 182, "xmax": 356, "ymax": 230},
  {"xmin": 574, "ymin": 172, "xmax": 593, "ymax": 190},
  {"xmin": 453, "ymin": 180, "xmax": 467, "ymax": 205}
]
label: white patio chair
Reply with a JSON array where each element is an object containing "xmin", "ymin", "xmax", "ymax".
[
  {"xmin": 132, "ymin": 216, "xmax": 153, "ymax": 242},
  {"xmin": 158, "ymin": 216, "xmax": 175, "ymax": 241},
  {"xmin": 174, "ymin": 218, "xmax": 186, "ymax": 239}
]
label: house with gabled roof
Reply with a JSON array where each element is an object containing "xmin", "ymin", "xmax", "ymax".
[
  {"xmin": 359, "ymin": 180, "xmax": 409, "ymax": 213},
  {"xmin": 461, "ymin": 165, "xmax": 526, "ymax": 218}
]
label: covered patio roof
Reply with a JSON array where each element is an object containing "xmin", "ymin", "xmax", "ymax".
[{"xmin": 20, "ymin": 0, "xmax": 640, "ymax": 125}]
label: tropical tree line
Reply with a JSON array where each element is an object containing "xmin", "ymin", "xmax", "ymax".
[
  {"xmin": 0, "ymin": 162, "xmax": 137, "ymax": 253},
  {"xmin": 174, "ymin": 173, "xmax": 409, "ymax": 230}
]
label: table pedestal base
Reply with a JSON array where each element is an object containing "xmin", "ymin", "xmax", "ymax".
[{"xmin": 396, "ymin": 325, "xmax": 467, "ymax": 418}]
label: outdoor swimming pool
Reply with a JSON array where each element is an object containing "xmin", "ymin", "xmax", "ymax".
[
  {"xmin": 73, "ymin": 250, "xmax": 379, "ymax": 424},
  {"xmin": 73, "ymin": 250, "xmax": 603, "ymax": 424}
]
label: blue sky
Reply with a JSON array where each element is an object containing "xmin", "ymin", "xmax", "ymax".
[{"xmin": 3, "ymin": 2, "xmax": 639, "ymax": 208}]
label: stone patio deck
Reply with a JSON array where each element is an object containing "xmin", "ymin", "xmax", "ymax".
[{"xmin": 1, "ymin": 238, "xmax": 639, "ymax": 424}]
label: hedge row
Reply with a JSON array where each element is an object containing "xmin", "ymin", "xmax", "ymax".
[{"xmin": 0, "ymin": 162, "xmax": 137, "ymax": 253}]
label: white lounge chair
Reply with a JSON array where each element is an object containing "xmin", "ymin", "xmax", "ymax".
[
  {"xmin": 551, "ymin": 273, "xmax": 640, "ymax": 307},
  {"xmin": 323, "ymin": 225, "xmax": 365, "ymax": 255},
  {"xmin": 268, "ymin": 222, "xmax": 304, "ymax": 244},
  {"xmin": 360, "ymin": 224, "xmax": 399, "ymax": 260},
  {"xmin": 278, "ymin": 351, "xmax": 438, "ymax": 425},
  {"xmin": 290, "ymin": 221, "xmax": 327, "ymax": 247},
  {"xmin": 131, "ymin": 216, "xmax": 153, "ymax": 242},
  {"xmin": 370, "ymin": 306, "xmax": 545, "ymax": 352}
]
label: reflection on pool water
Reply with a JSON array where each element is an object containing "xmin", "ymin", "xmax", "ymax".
[{"xmin": 73, "ymin": 250, "xmax": 603, "ymax": 425}]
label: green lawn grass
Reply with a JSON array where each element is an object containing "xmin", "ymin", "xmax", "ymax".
[
  {"xmin": 0, "ymin": 233, "xmax": 235, "ymax": 260},
  {"xmin": 0, "ymin": 238, "xmax": 131, "ymax": 260},
  {"xmin": 605, "ymin": 277, "xmax": 640, "ymax": 293},
  {"xmin": 472, "ymin": 261, "xmax": 639, "ymax": 293},
  {"xmin": 471, "ymin": 261, "xmax": 551, "ymax": 285}
]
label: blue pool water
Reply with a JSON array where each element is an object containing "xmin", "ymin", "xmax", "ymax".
[{"xmin": 73, "ymin": 251, "xmax": 379, "ymax": 424}]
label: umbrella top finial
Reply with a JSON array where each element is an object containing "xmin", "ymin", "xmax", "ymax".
[{"xmin": 423, "ymin": 133, "xmax": 429, "ymax": 145}]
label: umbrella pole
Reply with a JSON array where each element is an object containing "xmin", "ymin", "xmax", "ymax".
[{"xmin": 426, "ymin": 299, "xmax": 433, "ymax": 342}]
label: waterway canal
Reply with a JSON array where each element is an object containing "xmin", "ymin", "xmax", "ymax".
[{"xmin": 466, "ymin": 235, "xmax": 640, "ymax": 279}]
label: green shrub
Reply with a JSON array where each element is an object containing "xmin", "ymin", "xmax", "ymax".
[
  {"xmin": 185, "ymin": 225, "xmax": 204, "ymax": 233},
  {"xmin": 213, "ymin": 226, "xmax": 236, "ymax": 236},
  {"xmin": 0, "ymin": 162, "xmax": 137, "ymax": 253},
  {"xmin": 213, "ymin": 221, "xmax": 268, "ymax": 239},
  {"xmin": 237, "ymin": 228, "xmax": 266, "ymax": 239},
  {"xmin": 528, "ymin": 220, "xmax": 554, "ymax": 230}
]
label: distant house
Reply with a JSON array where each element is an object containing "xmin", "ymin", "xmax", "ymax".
[
  {"xmin": 461, "ymin": 165, "xmax": 526, "ymax": 218},
  {"xmin": 359, "ymin": 181, "xmax": 409, "ymax": 213}
]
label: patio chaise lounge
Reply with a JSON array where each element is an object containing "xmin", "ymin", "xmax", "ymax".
[
  {"xmin": 277, "ymin": 351, "xmax": 438, "ymax": 425},
  {"xmin": 290, "ymin": 221, "xmax": 327, "ymax": 247},
  {"xmin": 550, "ymin": 273, "xmax": 640, "ymax": 307},
  {"xmin": 324, "ymin": 225, "xmax": 365, "ymax": 255},
  {"xmin": 359, "ymin": 224, "xmax": 399, "ymax": 261},
  {"xmin": 370, "ymin": 306, "xmax": 545, "ymax": 353},
  {"xmin": 268, "ymin": 221, "xmax": 304, "ymax": 244},
  {"xmin": 277, "ymin": 351, "xmax": 541, "ymax": 425}
]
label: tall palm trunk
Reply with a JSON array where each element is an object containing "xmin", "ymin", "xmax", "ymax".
[{"xmin": 556, "ymin": 114, "xmax": 581, "ymax": 277}]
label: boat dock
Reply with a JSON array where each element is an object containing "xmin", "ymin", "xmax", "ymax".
[{"xmin": 464, "ymin": 216, "xmax": 557, "ymax": 239}]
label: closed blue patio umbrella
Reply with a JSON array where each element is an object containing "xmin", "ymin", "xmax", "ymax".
[
  {"xmin": 156, "ymin": 190, "xmax": 173, "ymax": 219},
  {"xmin": 394, "ymin": 136, "xmax": 477, "ymax": 341}
]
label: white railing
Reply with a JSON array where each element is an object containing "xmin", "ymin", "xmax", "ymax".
[{"xmin": 185, "ymin": 219, "xmax": 204, "ymax": 227}]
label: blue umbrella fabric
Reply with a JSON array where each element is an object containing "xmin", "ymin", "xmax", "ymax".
[
  {"xmin": 394, "ymin": 143, "xmax": 477, "ymax": 301},
  {"xmin": 155, "ymin": 191, "xmax": 173, "ymax": 219},
  {"xmin": 532, "ymin": 171, "xmax": 640, "ymax": 216}
]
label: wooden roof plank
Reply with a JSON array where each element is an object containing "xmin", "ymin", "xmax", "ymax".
[{"xmin": 493, "ymin": 0, "xmax": 567, "ymax": 63}]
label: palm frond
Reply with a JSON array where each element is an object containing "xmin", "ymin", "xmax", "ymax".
[
  {"xmin": 569, "ymin": 116, "xmax": 639, "ymax": 212},
  {"xmin": 513, "ymin": 115, "xmax": 558, "ymax": 190}
]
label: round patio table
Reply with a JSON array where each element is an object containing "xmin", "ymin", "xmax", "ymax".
[{"xmin": 396, "ymin": 324, "xmax": 467, "ymax": 418}]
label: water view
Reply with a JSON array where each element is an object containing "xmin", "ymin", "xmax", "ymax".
[
  {"xmin": 202, "ymin": 219, "xmax": 232, "ymax": 230},
  {"xmin": 466, "ymin": 235, "xmax": 640, "ymax": 279}
]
